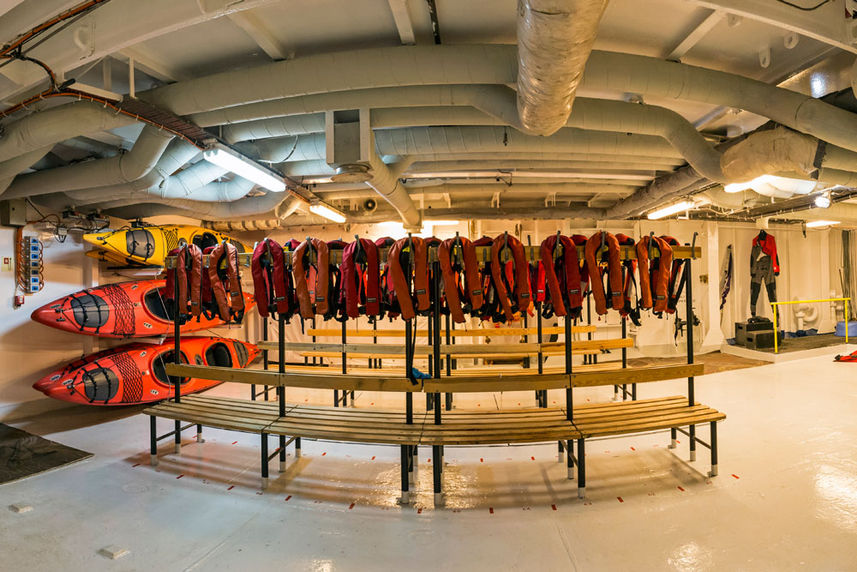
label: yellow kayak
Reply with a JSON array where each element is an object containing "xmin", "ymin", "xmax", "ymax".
[
  {"xmin": 83, "ymin": 225, "xmax": 247, "ymax": 267},
  {"xmin": 85, "ymin": 249, "xmax": 151, "ymax": 267}
]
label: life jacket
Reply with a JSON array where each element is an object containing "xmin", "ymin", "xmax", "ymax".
[
  {"xmin": 489, "ymin": 233, "xmax": 531, "ymax": 322},
  {"xmin": 437, "ymin": 236, "xmax": 483, "ymax": 323},
  {"xmin": 293, "ymin": 238, "xmax": 330, "ymax": 320},
  {"xmin": 387, "ymin": 236, "xmax": 430, "ymax": 321},
  {"xmin": 661, "ymin": 236, "xmax": 686, "ymax": 314},
  {"xmin": 341, "ymin": 238, "xmax": 381, "ymax": 319},
  {"xmin": 615, "ymin": 234, "xmax": 642, "ymax": 326},
  {"xmin": 530, "ymin": 260, "xmax": 546, "ymax": 304},
  {"xmin": 584, "ymin": 231, "xmax": 624, "ymax": 315},
  {"xmin": 636, "ymin": 235, "xmax": 673, "ymax": 313},
  {"xmin": 540, "ymin": 234, "xmax": 584, "ymax": 319},
  {"xmin": 164, "ymin": 244, "xmax": 202, "ymax": 324},
  {"xmin": 207, "ymin": 240, "xmax": 245, "ymax": 324},
  {"xmin": 327, "ymin": 240, "xmax": 346, "ymax": 322},
  {"xmin": 251, "ymin": 238, "xmax": 293, "ymax": 320}
]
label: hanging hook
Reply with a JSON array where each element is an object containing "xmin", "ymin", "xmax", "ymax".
[{"xmin": 690, "ymin": 231, "xmax": 698, "ymax": 259}]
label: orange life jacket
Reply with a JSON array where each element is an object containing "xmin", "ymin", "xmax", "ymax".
[
  {"xmin": 207, "ymin": 241, "xmax": 245, "ymax": 324},
  {"xmin": 438, "ymin": 236, "xmax": 482, "ymax": 323},
  {"xmin": 293, "ymin": 238, "xmax": 330, "ymax": 320},
  {"xmin": 637, "ymin": 235, "xmax": 673, "ymax": 314},
  {"xmin": 490, "ymin": 233, "xmax": 531, "ymax": 322},
  {"xmin": 387, "ymin": 236, "xmax": 430, "ymax": 321},
  {"xmin": 341, "ymin": 238, "xmax": 381, "ymax": 319},
  {"xmin": 584, "ymin": 231, "xmax": 623, "ymax": 315},
  {"xmin": 540, "ymin": 234, "xmax": 584, "ymax": 319}
]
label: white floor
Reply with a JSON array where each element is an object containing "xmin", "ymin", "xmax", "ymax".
[{"xmin": 2, "ymin": 350, "xmax": 857, "ymax": 571}]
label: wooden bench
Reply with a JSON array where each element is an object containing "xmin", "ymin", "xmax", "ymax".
[
  {"xmin": 306, "ymin": 325, "xmax": 596, "ymax": 338},
  {"xmin": 145, "ymin": 361, "xmax": 723, "ymax": 503}
]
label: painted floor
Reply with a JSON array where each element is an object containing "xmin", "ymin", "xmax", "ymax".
[{"xmin": 2, "ymin": 349, "xmax": 857, "ymax": 570}]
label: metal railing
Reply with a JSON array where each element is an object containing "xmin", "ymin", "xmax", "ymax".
[{"xmin": 770, "ymin": 297, "xmax": 851, "ymax": 353}]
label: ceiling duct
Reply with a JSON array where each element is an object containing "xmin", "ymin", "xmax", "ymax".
[{"xmin": 516, "ymin": 0, "xmax": 609, "ymax": 136}]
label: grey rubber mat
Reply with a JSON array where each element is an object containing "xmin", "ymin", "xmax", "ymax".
[{"xmin": 0, "ymin": 424, "xmax": 92, "ymax": 485}]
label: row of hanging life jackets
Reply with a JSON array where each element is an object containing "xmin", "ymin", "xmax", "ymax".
[
  {"xmin": 246, "ymin": 232, "xmax": 689, "ymax": 326},
  {"xmin": 164, "ymin": 241, "xmax": 246, "ymax": 325}
]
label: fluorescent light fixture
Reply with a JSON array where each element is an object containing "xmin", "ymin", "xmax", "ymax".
[
  {"xmin": 805, "ymin": 220, "xmax": 840, "ymax": 228},
  {"xmin": 203, "ymin": 145, "xmax": 286, "ymax": 193},
  {"xmin": 309, "ymin": 202, "xmax": 346, "ymax": 223},
  {"xmin": 724, "ymin": 174, "xmax": 818, "ymax": 196},
  {"xmin": 428, "ymin": 220, "xmax": 460, "ymax": 226},
  {"xmin": 814, "ymin": 194, "xmax": 831, "ymax": 208},
  {"xmin": 647, "ymin": 200, "xmax": 695, "ymax": 220}
]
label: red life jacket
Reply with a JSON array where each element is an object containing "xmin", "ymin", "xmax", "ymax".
[
  {"xmin": 584, "ymin": 231, "xmax": 623, "ymax": 315},
  {"xmin": 638, "ymin": 236, "xmax": 673, "ymax": 314},
  {"xmin": 540, "ymin": 234, "xmax": 584, "ymax": 319},
  {"xmin": 293, "ymin": 238, "xmax": 330, "ymax": 320},
  {"xmin": 207, "ymin": 241, "xmax": 245, "ymax": 324},
  {"xmin": 387, "ymin": 236, "xmax": 430, "ymax": 321},
  {"xmin": 341, "ymin": 238, "xmax": 381, "ymax": 319},
  {"xmin": 530, "ymin": 260, "xmax": 546, "ymax": 304},
  {"xmin": 490, "ymin": 233, "xmax": 531, "ymax": 322},
  {"xmin": 437, "ymin": 236, "xmax": 483, "ymax": 323},
  {"xmin": 661, "ymin": 236, "xmax": 686, "ymax": 314},
  {"xmin": 251, "ymin": 238, "xmax": 293, "ymax": 320},
  {"xmin": 164, "ymin": 244, "xmax": 202, "ymax": 324}
]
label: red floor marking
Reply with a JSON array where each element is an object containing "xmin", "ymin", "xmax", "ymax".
[
  {"xmin": 227, "ymin": 486, "xmax": 234, "ymax": 491},
  {"xmin": 489, "ymin": 507, "xmax": 494, "ymax": 514},
  {"xmin": 531, "ymin": 456, "xmax": 535, "ymax": 461},
  {"xmin": 285, "ymin": 495, "xmax": 292, "ymax": 501},
  {"xmin": 321, "ymin": 452, "xmax": 326, "ymax": 456},
  {"xmin": 676, "ymin": 440, "xmax": 680, "ymax": 444},
  {"xmin": 176, "ymin": 474, "xmax": 184, "ymax": 479},
  {"xmin": 477, "ymin": 404, "xmax": 481, "ymax": 407},
  {"xmin": 132, "ymin": 463, "xmax": 140, "ymax": 467},
  {"xmin": 348, "ymin": 503, "xmax": 355, "ymax": 510},
  {"xmin": 417, "ymin": 508, "xmax": 423, "ymax": 514},
  {"xmin": 677, "ymin": 486, "xmax": 685, "ymax": 492},
  {"xmin": 552, "ymin": 401, "xmax": 556, "ymax": 404},
  {"xmin": 427, "ymin": 458, "xmax": 431, "ymax": 463},
  {"xmin": 371, "ymin": 456, "xmax": 376, "ymax": 460},
  {"xmin": 480, "ymin": 458, "xmax": 484, "ymax": 462},
  {"xmin": 551, "ymin": 504, "xmax": 557, "ymax": 511},
  {"xmin": 517, "ymin": 402, "xmax": 521, "ymax": 406},
  {"xmin": 617, "ymin": 497, "xmax": 624, "ymax": 503},
  {"xmin": 630, "ymin": 447, "xmax": 636, "ymax": 451},
  {"xmin": 232, "ymin": 441, "xmax": 238, "ymax": 445},
  {"xmin": 371, "ymin": 402, "xmax": 375, "ymax": 405},
  {"xmin": 732, "ymin": 474, "xmax": 740, "ymax": 479}
]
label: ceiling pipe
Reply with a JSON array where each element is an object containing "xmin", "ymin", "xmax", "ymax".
[
  {"xmin": 606, "ymin": 166, "xmax": 707, "ymax": 219},
  {"xmin": 364, "ymin": 151, "xmax": 419, "ymax": 229},
  {"xmin": 99, "ymin": 192, "xmax": 299, "ymax": 220},
  {"xmin": 316, "ymin": 182, "xmax": 635, "ymax": 201},
  {"xmin": 516, "ymin": 0, "xmax": 609, "ymax": 136},
  {"xmin": 1, "ymin": 125, "xmax": 175, "ymax": 199},
  {"xmin": 0, "ymin": 147, "xmax": 53, "ymax": 195}
]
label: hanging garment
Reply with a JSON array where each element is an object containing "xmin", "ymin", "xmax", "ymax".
[
  {"xmin": 615, "ymin": 234, "xmax": 641, "ymax": 325},
  {"xmin": 437, "ymin": 236, "xmax": 483, "ymax": 323},
  {"xmin": 636, "ymin": 235, "xmax": 673, "ymax": 313},
  {"xmin": 750, "ymin": 231, "xmax": 779, "ymax": 317},
  {"xmin": 584, "ymin": 231, "xmax": 623, "ymax": 315},
  {"xmin": 660, "ymin": 236, "xmax": 687, "ymax": 315},
  {"xmin": 164, "ymin": 243, "xmax": 203, "ymax": 324},
  {"xmin": 540, "ymin": 234, "xmax": 584, "ymax": 319},
  {"xmin": 251, "ymin": 239, "xmax": 293, "ymax": 320},
  {"xmin": 341, "ymin": 238, "xmax": 382, "ymax": 319},
  {"xmin": 490, "ymin": 233, "xmax": 532, "ymax": 322},
  {"xmin": 720, "ymin": 244, "xmax": 733, "ymax": 311},
  {"xmin": 293, "ymin": 238, "xmax": 330, "ymax": 319},
  {"xmin": 207, "ymin": 241, "xmax": 245, "ymax": 324},
  {"xmin": 387, "ymin": 236, "xmax": 430, "ymax": 321}
]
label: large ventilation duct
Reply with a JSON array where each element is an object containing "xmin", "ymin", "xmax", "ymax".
[
  {"xmin": 720, "ymin": 127, "xmax": 818, "ymax": 183},
  {"xmin": 0, "ymin": 101, "xmax": 137, "ymax": 163},
  {"xmin": 101, "ymin": 192, "xmax": 299, "ymax": 220},
  {"xmin": 365, "ymin": 153, "xmax": 418, "ymax": 228},
  {"xmin": 2, "ymin": 126, "xmax": 175, "ymax": 199},
  {"xmin": 606, "ymin": 166, "xmax": 707, "ymax": 219},
  {"xmin": 516, "ymin": 0, "xmax": 609, "ymax": 136},
  {"xmin": 0, "ymin": 147, "xmax": 53, "ymax": 195}
]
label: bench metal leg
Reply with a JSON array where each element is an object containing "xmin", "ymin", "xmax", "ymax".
[
  {"xmin": 709, "ymin": 421, "xmax": 718, "ymax": 477},
  {"xmin": 432, "ymin": 445, "xmax": 443, "ymax": 506},
  {"xmin": 399, "ymin": 445, "xmax": 410, "ymax": 505},
  {"xmin": 295, "ymin": 437, "xmax": 301, "ymax": 458},
  {"xmin": 279, "ymin": 435, "xmax": 286, "ymax": 472},
  {"xmin": 577, "ymin": 438, "xmax": 586, "ymax": 499},
  {"xmin": 669, "ymin": 427, "xmax": 677, "ymax": 449},
  {"xmin": 689, "ymin": 425, "xmax": 697, "ymax": 462},
  {"xmin": 196, "ymin": 424, "xmax": 204, "ymax": 443},
  {"xmin": 558, "ymin": 440, "xmax": 564, "ymax": 463},
  {"xmin": 149, "ymin": 416, "xmax": 158, "ymax": 466},
  {"xmin": 174, "ymin": 420, "xmax": 181, "ymax": 454},
  {"xmin": 566, "ymin": 439, "xmax": 574, "ymax": 480},
  {"xmin": 261, "ymin": 433, "xmax": 269, "ymax": 490},
  {"xmin": 412, "ymin": 445, "xmax": 418, "ymax": 478}
]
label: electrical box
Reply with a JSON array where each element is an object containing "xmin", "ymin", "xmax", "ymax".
[
  {"xmin": 17, "ymin": 236, "xmax": 43, "ymax": 296},
  {"xmin": 0, "ymin": 199, "xmax": 27, "ymax": 227}
]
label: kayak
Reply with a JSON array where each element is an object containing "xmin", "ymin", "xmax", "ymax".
[
  {"xmin": 33, "ymin": 337, "xmax": 259, "ymax": 405},
  {"xmin": 83, "ymin": 224, "xmax": 247, "ymax": 267},
  {"xmin": 31, "ymin": 279, "xmax": 255, "ymax": 338}
]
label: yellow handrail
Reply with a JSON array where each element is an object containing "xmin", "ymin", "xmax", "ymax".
[{"xmin": 770, "ymin": 297, "xmax": 851, "ymax": 353}]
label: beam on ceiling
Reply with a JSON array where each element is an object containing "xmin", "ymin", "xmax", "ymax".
[
  {"xmin": 0, "ymin": 0, "xmax": 280, "ymax": 103},
  {"xmin": 666, "ymin": 9, "xmax": 725, "ymax": 61},
  {"xmin": 388, "ymin": 0, "xmax": 416, "ymax": 45},
  {"xmin": 687, "ymin": 0, "xmax": 857, "ymax": 54},
  {"xmin": 116, "ymin": 47, "xmax": 187, "ymax": 83},
  {"xmin": 227, "ymin": 10, "xmax": 290, "ymax": 60}
]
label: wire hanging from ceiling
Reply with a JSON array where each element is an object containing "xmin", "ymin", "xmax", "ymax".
[{"xmin": 773, "ymin": 0, "xmax": 832, "ymax": 11}]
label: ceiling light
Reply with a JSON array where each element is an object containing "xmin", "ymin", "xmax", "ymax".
[
  {"xmin": 724, "ymin": 174, "xmax": 818, "ymax": 196},
  {"xmin": 814, "ymin": 194, "xmax": 831, "ymax": 208},
  {"xmin": 805, "ymin": 220, "xmax": 840, "ymax": 228},
  {"xmin": 203, "ymin": 145, "xmax": 286, "ymax": 193},
  {"xmin": 309, "ymin": 201, "xmax": 346, "ymax": 223},
  {"xmin": 647, "ymin": 200, "xmax": 695, "ymax": 220}
]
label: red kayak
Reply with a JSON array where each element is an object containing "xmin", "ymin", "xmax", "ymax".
[
  {"xmin": 31, "ymin": 279, "xmax": 255, "ymax": 338},
  {"xmin": 33, "ymin": 337, "xmax": 260, "ymax": 406}
]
